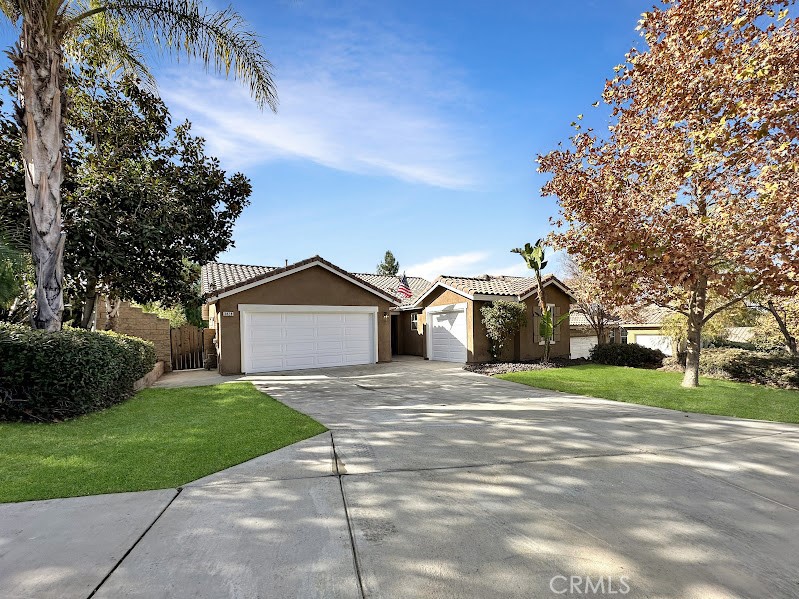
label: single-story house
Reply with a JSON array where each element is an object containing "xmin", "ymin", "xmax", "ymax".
[
  {"xmin": 201, "ymin": 255, "xmax": 575, "ymax": 374},
  {"xmin": 569, "ymin": 312, "xmax": 622, "ymax": 359},
  {"xmin": 620, "ymin": 305, "xmax": 675, "ymax": 356},
  {"xmin": 620, "ymin": 306, "xmax": 756, "ymax": 357}
]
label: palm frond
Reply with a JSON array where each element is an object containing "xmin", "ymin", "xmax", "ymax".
[
  {"xmin": 64, "ymin": 5, "xmax": 156, "ymax": 92},
  {"xmin": 70, "ymin": 0, "xmax": 277, "ymax": 111},
  {"xmin": 0, "ymin": 1, "xmax": 22, "ymax": 25}
]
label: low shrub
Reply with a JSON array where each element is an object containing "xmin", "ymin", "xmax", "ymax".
[
  {"xmin": 698, "ymin": 348, "xmax": 799, "ymax": 389},
  {"xmin": 589, "ymin": 343, "xmax": 666, "ymax": 368},
  {"xmin": 0, "ymin": 323, "xmax": 156, "ymax": 422}
]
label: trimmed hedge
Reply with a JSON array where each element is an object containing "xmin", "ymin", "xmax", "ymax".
[
  {"xmin": 698, "ymin": 348, "xmax": 799, "ymax": 389},
  {"xmin": 589, "ymin": 342, "xmax": 666, "ymax": 369},
  {"xmin": 0, "ymin": 323, "xmax": 156, "ymax": 422}
]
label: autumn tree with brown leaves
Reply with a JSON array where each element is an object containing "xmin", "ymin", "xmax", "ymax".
[
  {"xmin": 562, "ymin": 256, "xmax": 619, "ymax": 346},
  {"xmin": 538, "ymin": 0, "xmax": 799, "ymax": 387}
]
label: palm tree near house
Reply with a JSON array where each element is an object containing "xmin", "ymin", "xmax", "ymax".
[
  {"xmin": 512, "ymin": 239, "xmax": 567, "ymax": 363},
  {"xmin": 1, "ymin": 0, "xmax": 278, "ymax": 331}
]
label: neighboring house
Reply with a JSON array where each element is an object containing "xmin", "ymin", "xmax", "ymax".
[
  {"xmin": 620, "ymin": 305, "xmax": 675, "ymax": 356},
  {"xmin": 569, "ymin": 312, "xmax": 622, "ymax": 359},
  {"xmin": 201, "ymin": 255, "xmax": 574, "ymax": 374},
  {"xmin": 727, "ymin": 326, "xmax": 755, "ymax": 344},
  {"xmin": 618, "ymin": 306, "xmax": 756, "ymax": 357}
]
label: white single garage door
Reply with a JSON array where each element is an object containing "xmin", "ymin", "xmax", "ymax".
[
  {"xmin": 571, "ymin": 335, "xmax": 598, "ymax": 359},
  {"xmin": 635, "ymin": 334, "xmax": 673, "ymax": 356},
  {"xmin": 240, "ymin": 306, "xmax": 377, "ymax": 373},
  {"xmin": 427, "ymin": 304, "xmax": 468, "ymax": 362}
]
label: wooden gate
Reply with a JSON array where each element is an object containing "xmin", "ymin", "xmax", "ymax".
[{"xmin": 171, "ymin": 325, "xmax": 206, "ymax": 370}]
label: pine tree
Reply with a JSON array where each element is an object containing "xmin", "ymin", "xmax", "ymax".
[{"xmin": 377, "ymin": 251, "xmax": 400, "ymax": 276}]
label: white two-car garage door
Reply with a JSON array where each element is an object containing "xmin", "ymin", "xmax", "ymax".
[
  {"xmin": 240, "ymin": 306, "xmax": 377, "ymax": 373},
  {"xmin": 427, "ymin": 304, "xmax": 468, "ymax": 362}
]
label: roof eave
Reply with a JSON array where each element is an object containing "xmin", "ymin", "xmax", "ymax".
[{"xmin": 204, "ymin": 258, "xmax": 399, "ymax": 305}]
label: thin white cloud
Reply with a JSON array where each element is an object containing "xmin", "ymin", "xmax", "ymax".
[
  {"xmin": 405, "ymin": 252, "xmax": 547, "ymax": 282},
  {"xmin": 405, "ymin": 252, "xmax": 490, "ymax": 281},
  {"xmin": 157, "ymin": 16, "xmax": 480, "ymax": 189}
]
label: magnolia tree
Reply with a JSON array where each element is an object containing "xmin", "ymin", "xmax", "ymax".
[
  {"xmin": 2, "ymin": 0, "xmax": 277, "ymax": 331},
  {"xmin": 538, "ymin": 0, "xmax": 799, "ymax": 387}
]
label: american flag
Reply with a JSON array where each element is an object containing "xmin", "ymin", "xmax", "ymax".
[{"xmin": 397, "ymin": 273, "xmax": 413, "ymax": 298}]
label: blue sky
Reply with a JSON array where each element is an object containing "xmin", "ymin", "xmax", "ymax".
[{"xmin": 13, "ymin": 1, "xmax": 648, "ymax": 280}]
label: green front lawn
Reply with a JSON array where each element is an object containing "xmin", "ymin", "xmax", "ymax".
[
  {"xmin": 498, "ymin": 364, "xmax": 799, "ymax": 424},
  {"xmin": 0, "ymin": 382, "xmax": 326, "ymax": 503}
]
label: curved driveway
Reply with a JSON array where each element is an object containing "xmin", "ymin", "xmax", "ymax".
[{"xmin": 2, "ymin": 358, "xmax": 798, "ymax": 598}]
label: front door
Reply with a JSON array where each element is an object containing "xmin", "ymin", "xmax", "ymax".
[{"xmin": 391, "ymin": 314, "xmax": 399, "ymax": 355}]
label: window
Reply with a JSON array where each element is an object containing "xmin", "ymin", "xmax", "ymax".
[
  {"xmin": 609, "ymin": 329, "xmax": 615, "ymax": 344},
  {"xmin": 539, "ymin": 304, "xmax": 558, "ymax": 345},
  {"xmin": 410, "ymin": 312, "xmax": 419, "ymax": 331},
  {"xmin": 621, "ymin": 328, "xmax": 628, "ymax": 344}
]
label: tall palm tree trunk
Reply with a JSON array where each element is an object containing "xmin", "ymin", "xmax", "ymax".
[
  {"xmin": 15, "ymin": 20, "xmax": 66, "ymax": 331},
  {"xmin": 535, "ymin": 272, "xmax": 549, "ymax": 362}
]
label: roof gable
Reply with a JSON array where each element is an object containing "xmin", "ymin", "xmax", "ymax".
[
  {"xmin": 351, "ymin": 274, "xmax": 432, "ymax": 307},
  {"xmin": 201, "ymin": 263, "xmax": 277, "ymax": 297},
  {"xmin": 202, "ymin": 256, "xmax": 398, "ymax": 303},
  {"xmin": 412, "ymin": 273, "xmax": 575, "ymax": 306}
]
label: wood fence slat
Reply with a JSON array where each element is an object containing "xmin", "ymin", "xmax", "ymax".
[{"xmin": 170, "ymin": 324, "xmax": 205, "ymax": 370}]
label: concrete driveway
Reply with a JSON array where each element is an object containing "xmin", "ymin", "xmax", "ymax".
[{"xmin": 2, "ymin": 358, "xmax": 798, "ymax": 599}]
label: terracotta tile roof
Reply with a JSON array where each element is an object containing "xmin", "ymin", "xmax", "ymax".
[
  {"xmin": 201, "ymin": 263, "xmax": 277, "ymax": 296},
  {"xmin": 352, "ymin": 274, "xmax": 433, "ymax": 307},
  {"xmin": 569, "ymin": 311, "xmax": 622, "ymax": 327},
  {"xmin": 569, "ymin": 312, "xmax": 592, "ymax": 327},
  {"xmin": 201, "ymin": 256, "xmax": 399, "ymax": 302},
  {"xmin": 621, "ymin": 305, "xmax": 673, "ymax": 326},
  {"xmin": 434, "ymin": 272, "xmax": 561, "ymax": 298}
]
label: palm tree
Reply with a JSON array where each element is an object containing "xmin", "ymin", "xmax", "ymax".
[
  {"xmin": 512, "ymin": 239, "xmax": 566, "ymax": 363},
  {"xmin": 1, "ymin": 0, "xmax": 277, "ymax": 330}
]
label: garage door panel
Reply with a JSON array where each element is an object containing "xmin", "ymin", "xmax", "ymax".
[
  {"xmin": 315, "ymin": 340, "xmax": 343, "ymax": 351},
  {"xmin": 315, "ymin": 313, "xmax": 345, "ymax": 325},
  {"xmin": 284, "ymin": 327, "xmax": 317, "ymax": 341},
  {"xmin": 283, "ymin": 341, "xmax": 317, "ymax": 355},
  {"xmin": 250, "ymin": 313, "xmax": 283, "ymax": 326},
  {"xmin": 344, "ymin": 326, "xmax": 369, "ymax": 335},
  {"xmin": 315, "ymin": 354, "xmax": 346, "ymax": 367},
  {"xmin": 429, "ymin": 307, "xmax": 468, "ymax": 363},
  {"xmin": 282, "ymin": 313, "xmax": 314, "ymax": 326},
  {"xmin": 242, "ymin": 309, "xmax": 376, "ymax": 373}
]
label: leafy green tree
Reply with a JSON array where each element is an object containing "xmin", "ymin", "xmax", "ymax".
[
  {"xmin": 0, "ymin": 225, "xmax": 28, "ymax": 310},
  {"xmin": 0, "ymin": 67, "xmax": 250, "ymax": 328},
  {"xmin": 1, "ymin": 0, "xmax": 277, "ymax": 331},
  {"xmin": 480, "ymin": 300, "xmax": 527, "ymax": 361},
  {"xmin": 377, "ymin": 250, "xmax": 400, "ymax": 276}
]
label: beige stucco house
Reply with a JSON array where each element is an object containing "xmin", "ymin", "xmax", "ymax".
[
  {"xmin": 201, "ymin": 256, "xmax": 575, "ymax": 374},
  {"xmin": 568, "ymin": 312, "xmax": 623, "ymax": 359}
]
